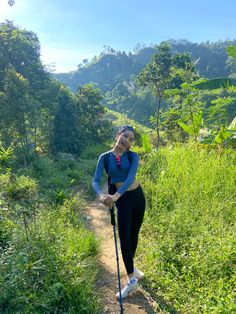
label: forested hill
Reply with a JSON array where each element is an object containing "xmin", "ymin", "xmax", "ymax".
[{"xmin": 55, "ymin": 39, "xmax": 236, "ymax": 93}]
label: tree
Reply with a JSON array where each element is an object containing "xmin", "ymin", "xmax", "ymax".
[
  {"xmin": 137, "ymin": 43, "xmax": 197, "ymax": 146},
  {"xmin": 137, "ymin": 43, "xmax": 172, "ymax": 147},
  {"xmin": 50, "ymin": 85, "xmax": 79, "ymax": 155},
  {"xmin": 74, "ymin": 84, "xmax": 107, "ymax": 145},
  {"xmin": 8, "ymin": 0, "xmax": 15, "ymax": 6},
  {"xmin": 0, "ymin": 21, "xmax": 59, "ymax": 155},
  {"xmin": 0, "ymin": 21, "xmax": 48, "ymax": 93},
  {"xmin": 1, "ymin": 68, "xmax": 32, "ymax": 162},
  {"xmin": 176, "ymin": 83, "xmax": 204, "ymax": 142}
]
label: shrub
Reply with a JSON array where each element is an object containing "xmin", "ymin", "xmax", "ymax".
[{"xmin": 5, "ymin": 175, "xmax": 38, "ymax": 201}]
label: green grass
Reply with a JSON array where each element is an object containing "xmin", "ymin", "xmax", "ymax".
[
  {"xmin": 2, "ymin": 135, "xmax": 235, "ymax": 313},
  {"xmin": 0, "ymin": 151, "xmax": 102, "ymax": 313},
  {"xmin": 137, "ymin": 144, "xmax": 236, "ymax": 313},
  {"xmin": 0, "ymin": 195, "xmax": 100, "ymax": 314}
]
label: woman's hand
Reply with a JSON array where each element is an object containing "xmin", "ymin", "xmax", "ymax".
[
  {"xmin": 99, "ymin": 193, "xmax": 114, "ymax": 208},
  {"xmin": 109, "ymin": 192, "xmax": 121, "ymax": 202}
]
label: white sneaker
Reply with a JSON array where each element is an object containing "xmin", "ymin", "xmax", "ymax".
[
  {"xmin": 116, "ymin": 277, "xmax": 139, "ymax": 299},
  {"xmin": 134, "ymin": 267, "xmax": 144, "ymax": 279}
]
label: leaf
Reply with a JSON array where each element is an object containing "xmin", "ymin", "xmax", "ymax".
[
  {"xmin": 214, "ymin": 127, "xmax": 236, "ymax": 144},
  {"xmin": 193, "ymin": 112, "xmax": 203, "ymax": 128},
  {"xmin": 178, "ymin": 121, "xmax": 194, "ymax": 135},
  {"xmin": 228, "ymin": 116, "xmax": 236, "ymax": 129},
  {"xmin": 227, "ymin": 46, "xmax": 236, "ymax": 60},
  {"xmin": 193, "ymin": 78, "xmax": 236, "ymax": 90},
  {"xmin": 164, "ymin": 88, "xmax": 182, "ymax": 97},
  {"xmin": 142, "ymin": 134, "xmax": 152, "ymax": 153}
]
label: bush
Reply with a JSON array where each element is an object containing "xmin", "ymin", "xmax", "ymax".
[
  {"xmin": 5, "ymin": 175, "xmax": 38, "ymax": 200},
  {"xmin": 0, "ymin": 145, "xmax": 15, "ymax": 170}
]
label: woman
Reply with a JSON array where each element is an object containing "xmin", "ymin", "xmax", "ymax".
[{"xmin": 92, "ymin": 125, "xmax": 146, "ymax": 299}]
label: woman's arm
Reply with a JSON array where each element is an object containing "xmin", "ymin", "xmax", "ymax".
[
  {"xmin": 92, "ymin": 154, "xmax": 114, "ymax": 207},
  {"xmin": 92, "ymin": 154, "xmax": 105, "ymax": 196}
]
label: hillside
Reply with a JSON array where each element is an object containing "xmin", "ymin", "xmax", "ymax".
[{"xmin": 55, "ymin": 39, "xmax": 236, "ymax": 93}]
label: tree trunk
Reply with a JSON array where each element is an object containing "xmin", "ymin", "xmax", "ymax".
[
  {"xmin": 189, "ymin": 105, "xmax": 197, "ymax": 142},
  {"xmin": 34, "ymin": 124, "xmax": 37, "ymax": 150},
  {"xmin": 156, "ymin": 97, "xmax": 162, "ymax": 148}
]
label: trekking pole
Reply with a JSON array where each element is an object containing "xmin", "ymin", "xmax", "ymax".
[{"xmin": 109, "ymin": 205, "xmax": 124, "ymax": 314}]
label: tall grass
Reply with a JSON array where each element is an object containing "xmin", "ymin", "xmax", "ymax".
[
  {"xmin": 0, "ymin": 150, "xmax": 102, "ymax": 313},
  {"xmin": 138, "ymin": 144, "xmax": 236, "ymax": 313},
  {"xmin": 0, "ymin": 195, "xmax": 100, "ymax": 313}
]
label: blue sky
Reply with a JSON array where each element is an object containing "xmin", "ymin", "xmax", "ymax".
[{"xmin": 1, "ymin": 0, "xmax": 236, "ymax": 72}]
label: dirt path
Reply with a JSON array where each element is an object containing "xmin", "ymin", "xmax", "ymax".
[{"xmin": 83, "ymin": 201, "xmax": 158, "ymax": 314}]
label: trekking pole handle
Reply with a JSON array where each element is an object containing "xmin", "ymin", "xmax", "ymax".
[{"xmin": 109, "ymin": 205, "xmax": 116, "ymax": 226}]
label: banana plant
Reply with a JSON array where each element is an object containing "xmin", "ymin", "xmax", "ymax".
[
  {"xmin": 214, "ymin": 126, "xmax": 236, "ymax": 146},
  {"xmin": 193, "ymin": 46, "xmax": 236, "ymax": 90},
  {"xmin": 193, "ymin": 78, "xmax": 236, "ymax": 90},
  {"xmin": 192, "ymin": 46, "xmax": 236, "ymax": 147}
]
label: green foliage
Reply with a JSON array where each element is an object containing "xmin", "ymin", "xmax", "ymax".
[
  {"xmin": 0, "ymin": 149, "xmax": 101, "ymax": 313},
  {"xmin": 2, "ymin": 68, "xmax": 31, "ymax": 152},
  {"xmin": 75, "ymin": 84, "xmax": 110, "ymax": 145},
  {"xmin": 0, "ymin": 198, "xmax": 99, "ymax": 313},
  {"xmin": 168, "ymin": 82, "xmax": 204, "ymax": 142},
  {"xmin": 0, "ymin": 214, "xmax": 15, "ymax": 248},
  {"xmin": 138, "ymin": 145, "xmax": 236, "ymax": 313},
  {"xmin": 54, "ymin": 189, "xmax": 68, "ymax": 205},
  {"xmin": 50, "ymin": 85, "xmax": 79, "ymax": 155},
  {"xmin": 227, "ymin": 45, "xmax": 236, "ymax": 60},
  {"xmin": 141, "ymin": 134, "xmax": 152, "ymax": 153},
  {"xmin": 161, "ymin": 109, "xmax": 188, "ymax": 143},
  {"xmin": 229, "ymin": 115, "xmax": 236, "ymax": 129},
  {"xmin": 214, "ymin": 126, "xmax": 236, "ymax": 146},
  {"xmin": 0, "ymin": 145, "xmax": 14, "ymax": 169},
  {"xmin": 50, "ymin": 83, "xmax": 110, "ymax": 156},
  {"xmin": 138, "ymin": 43, "xmax": 198, "ymax": 146},
  {"xmin": 55, "ymin": 39, "xmax": 236, "ymax": 94},
  {"xmin": 0, "ymin": 21, "xmax": 56, "ymax": 156},
  {"xmin": 194, "ymin": 77, "xmax": 236, "ymax": 90},
  {"xmin": 104, "ymin": 82, "xmax": 157, "ymax": 127},
  {"xmin": 178, "ymin": 111, "xmax": 203, "ymax": 136},
  {"xmin": 0, "ymin": 189, "xmax": 16, "ymax": 248},
  {"xmin": 5, "ymin": 175, "xmax": 37, "ymax": 201}
]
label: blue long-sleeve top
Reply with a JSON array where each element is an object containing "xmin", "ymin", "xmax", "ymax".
[{"xmin": 92, "ymin": 150, "xmax": 139, "ymax": 196}]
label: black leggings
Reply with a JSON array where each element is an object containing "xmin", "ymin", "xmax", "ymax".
[{"xmin": 116, "ymin": 185, "xmax": 146, "ymax": 275}]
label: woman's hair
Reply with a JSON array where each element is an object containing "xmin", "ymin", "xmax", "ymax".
[
  {"xmin": 117, "ymin": 125, "xmax": 135, "ymax": 135},
  {"xmin": 115, "ymin": 125, "xmax": 135, "ymax": 152}
]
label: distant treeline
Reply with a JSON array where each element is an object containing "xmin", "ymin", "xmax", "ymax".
[
  {"xmin": 55, "ymin": 40, "xmax": 236, "ymax": 128},
  {"xmin": 55, "ymin": 39, "xmax": 236, "ymax": 93}
]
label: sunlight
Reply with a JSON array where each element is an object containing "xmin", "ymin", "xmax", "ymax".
[
  {"xmin": 0, "ymin": 0, "xmax": 28, "ymax": 20},
  {"xmin": 40, "ymin": 46, "xmax": 97, "ymax": 73},
  {"xmin": 0, "ymin": 1, "xmax": 12, "ymax": 14}
]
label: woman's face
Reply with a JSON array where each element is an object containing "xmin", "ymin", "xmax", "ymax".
[{"xmin": 116, "ymin": 130, "xmax": 134, "ymax": 150}]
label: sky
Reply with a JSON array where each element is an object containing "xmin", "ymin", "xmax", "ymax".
[{"xmin": 1, "ymin": 0, "xmax": 236, "ymax": 73}]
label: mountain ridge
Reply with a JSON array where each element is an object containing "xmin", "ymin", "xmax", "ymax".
[{"xmin": 54, "ymin": 39, "xmax": 236, "ymax": 93}]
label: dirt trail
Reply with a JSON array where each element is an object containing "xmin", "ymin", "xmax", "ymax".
[{"xmin": 83, "ymin": 201, "xmax": 158, "ymax": 314}]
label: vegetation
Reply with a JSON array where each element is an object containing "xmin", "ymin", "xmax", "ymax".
[
  {"xmin": 137, "ymin": 145, "xmax": 236, "ymax": 313},
  {"xmin": 0, "ymin": 21, "xmax": 112, "ymax": 161},
  {"xmin": 0, "ymin": 19, "xmax": 235, "ymax": 313},
  {"xmin": 137, "ymin": 43, "xmax": 198, "ymax": 146},
  {"xmin": 55, "ymin": 39, "xmax": 236, "ymax": 94},
  {"xmin": 0, "ymin": 149, "xmax": 100, "ymax": 313}
]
